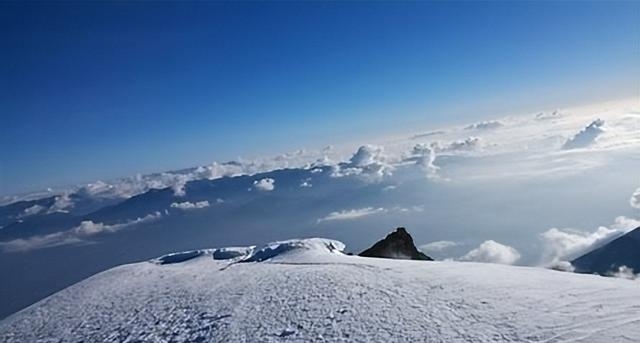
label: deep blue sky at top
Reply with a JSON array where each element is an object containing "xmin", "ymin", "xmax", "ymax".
[{"xmin": 1, "ymin": 2, "xmax": 638, "ymax": 195}]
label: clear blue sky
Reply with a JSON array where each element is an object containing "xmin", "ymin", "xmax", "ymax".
[{"xmin": 1, "ymin": 1, "xmax": 638, "ymax": 195}]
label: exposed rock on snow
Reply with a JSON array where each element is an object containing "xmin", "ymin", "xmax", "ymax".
[
  {"xmin": 153, "ymin": 250, "xmax": 204, "ymax": 265},
  {"xmin": 152, "ymin": 246, "xmax": 255, "ymax": 265},
  {"xmin": 213, "ymin": 247, "xmax": 254, "ymax": 260},
  {"xmin": 359, "ymin": 227, "xmax": 433, "ymax": 260}
]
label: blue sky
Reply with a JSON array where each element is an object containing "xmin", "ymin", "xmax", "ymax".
[{"xmin": 1, "ymin": 1, "xmax": 638, "ymax": 195}]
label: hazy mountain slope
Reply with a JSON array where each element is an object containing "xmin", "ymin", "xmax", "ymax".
[
  {"xmin": 0, "ymin": 196, "xmax": 55, "ymax": 227},
  {"xmin": 1, "ymin": 239, "xmax": 638, "ymax": 343},
  {"xmin": 572, "ymin": 226, "xmax": 640, "ymax": 275}
]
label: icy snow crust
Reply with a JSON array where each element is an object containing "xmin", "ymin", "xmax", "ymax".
[{"xmin": 1, "ymin": 238, "xmax": 639, "ymax": 343}]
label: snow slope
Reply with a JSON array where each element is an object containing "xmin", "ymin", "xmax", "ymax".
[{"xmin": 1, "ymin": 238, "xmax": 639, "ymax": 343}]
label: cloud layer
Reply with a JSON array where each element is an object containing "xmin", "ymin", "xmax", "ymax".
[
  {"xmin": 2, "ymin": 98, "xmax": 639, "ymax": 269},
  {"xmin": 317, "ymin": 207, "xmax": 386, "ymax": 223},
  {"xmin": 465, "ymin": 120, "xmax": 503, "ymax": 130},
  {"xmin": 0, "ymin": 212, "xmax": 162, "ymax": 252},
  {"xmin": 170, "ymin": 201, "xmax": 210, "ymax": 210},
  {"xmin": 420, "ymin": 240, "xmax": 459, "ymax": 253}
]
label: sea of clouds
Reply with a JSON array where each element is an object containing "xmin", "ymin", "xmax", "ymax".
[{"xmin": 2, "ymin": 98, "xmax": 639, "ymax": 269}]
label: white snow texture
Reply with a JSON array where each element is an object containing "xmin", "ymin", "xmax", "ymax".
[{"xmin": 1, "ymin": 238, "xmax": 638, "ymax": 343}]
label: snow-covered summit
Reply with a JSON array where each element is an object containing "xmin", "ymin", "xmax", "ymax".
[
  {"xmin": 150, "ymin": 238, "xmax": 345, "ymax": 266},
  {"xmin": 241, "ymin": 238, "xmax": 346, "ymax": 263},
  {"xmin": 1, "ymin": 237, "xmax": 639, "ymax": 342}
]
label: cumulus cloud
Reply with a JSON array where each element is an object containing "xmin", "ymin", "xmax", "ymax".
[
  {"xmin": 169, "ymin": 174, "xmax": 190, "ymax": 196},
  {"xmin": 316, "ymin": 207, "xmax": 386, "ymax": 223},
  {"xmin": 19, "ymin": 204, "xmax": 46, "ymax": 218},
  {"xmin": 631, "ymin": 186, "xmax": 640, "ymax": 209},
  {"xmin": 562, "ymin": 119, "xmax": 605, "ymax": 150},
  {"xmin": 299, "ymin": 179, "xmax": 312, "ymax": 188},
  {"xmin": 540, "ymin": 226, "xmax": 617, "ymax": 264},
  {"xmin": 538, "ymin": 216, "xmax": 638, "ymax": 265},
  {"xmin": 465, "ymin": 120, "xmax": 503, "ymax": 130},
  {"xmin": 459, "ymin": 240, "xmax": 521, "ymax": 265},
  {"xmin": 608, "ymin": 265, "xmax": 638, "ymax": 280},
  {"xmin": 548, "ymin": 260, "xmax": 575, "ymax": 272},
  {"xmin": 331, "ymin": 145, "xmax": 393, "ymax": 181},
  {"xmin": 613, "ymin": 215, "xmax": 640, "ymax": 230},
  {"xmin": 0, "ymin": 212, "xmax": 162, "ymax": 253},
  {"xmin": 170, "ymin": 201, "xmax": 210, "ymax": 210},
  {"xmin": 253, "ymin": 178, "xmax": 275, "ymax": 191},
  {"xmin": 79, "ymin": 172, "xmax": 196, "ymax": 199},
  {"xmin": 443, "ymin": 136, "xmax": 483, "ymax": 152},
  {"xmin": 47, "ymin": 193, "xmax": 73, "ymax": 213},
  {"xmin": 410, "ymin": 143, "xmax": 441, "ymax": 179},
  {"xmin": 420, "ymin": 240, "xmax": 459, "ymax": 252}
]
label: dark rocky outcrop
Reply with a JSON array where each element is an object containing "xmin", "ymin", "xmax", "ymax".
[
  {"xmin": 359, "ymin": 227, "xmax": 433, "ymax": 261},
  {"xmin": 572, "ymin": 226, "xmax": 640, "ymax": 275}
]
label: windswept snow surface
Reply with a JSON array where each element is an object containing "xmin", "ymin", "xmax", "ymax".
[{"xmin": 1, "ymin": 238, "xmax": 639, "ymax": 343}]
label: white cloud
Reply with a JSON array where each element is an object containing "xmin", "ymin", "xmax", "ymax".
[
  {"xmin": 442, "ymin": 136, "xmax": 483, "ymax": 152},
  {"xmin": 631, "ymin": 186, "xmax": 640, "ymax": 209},
  {"xmin": 350, "ymin": 145, "xmax": 384, "ymax": 167},
  {"xmin": 459, "ymin": 240, "xmax": 521, "ymax": 265},
  {"xmin": 27, "ymin": 147, "xmax": 342, "ymax": 204},
  {"xmin": 410, "ymin": 143, "xmax": 441, "ymax": 179},
  {"xmin": 47, "ymin": 193, "xmax": 73, "ymax": 213},
  {"xmin": 611, "ymin": 215, "xmax": 640, "ymax": 230},
  {"xmin": 299, "ymin": 179, "xmax": 312, "ymax": 188},
  {"xmin": 420, "ymin": 240, "xmax": 459, "ymax": 253},
  {"xmin": 535, "ymin": 109, "xmax": 562, "ymax": 120},
  {"xmin": 539, "ymin": 216, "xmax": 639, "ymax": 267},
  {"xmin": 331, "ymin": 145, "xmax": 393, "ymax": 181},
  {"xmin": 465, "ymin": 120, "xmax": 503, "ymax": 130},
  {"xmin": 316, "ymin": 207, "xmax": 386, "ymax": 223},
  {"xmin": 540, "ymin": 226, "xmax": 616, "ymax": 264},
  {"xmin": 411, "ymin": 130, "xmax": 446, "ymax": 139},
  {"xmin": 608, "ymin": 266, "xmax": 637, "ymax": 280},
  {"xmin": 562, "ymin": 119, "xmax": 605, "ymax": 150},
  {"xmin": 406, "ymin": 137, "xmax": 482, "ymax": 180},
  {"xmin": 19, "ymin": 204, "xmax": 46, "ymax": 218},
  {"xmin": 391, "ymin": 205, "xmax": 424, "ymax": 213},
  {"xmin": 548, "ymin": 260, "xmax": 575, "ymax": 273},
  {"xmin": 170, "ymin": 201, "xmax": 210, "ymax": 210},
  {"xmin": 253, "ymin": 178, "xmax": 275, "ymax": 191},
  {"xmin": 169, "ymin": 174, "xmax": 190, "ymax": 197},
  {"xmin": 0, "ymin": 212, "xmax": 162, "ymax": 253}
]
